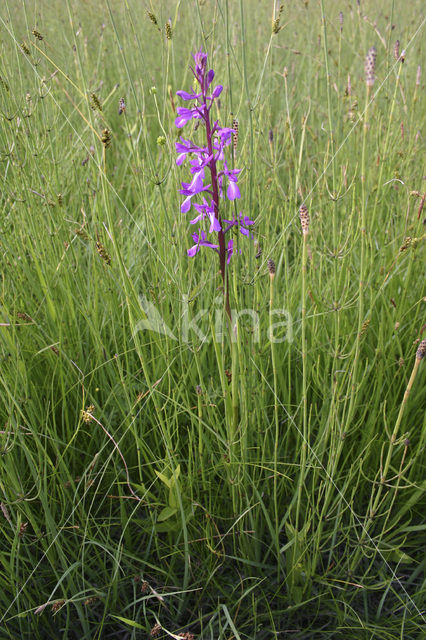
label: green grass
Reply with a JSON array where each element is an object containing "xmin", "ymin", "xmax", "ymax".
[{"xmin": 0, "ymin": 0, "xmax": 425, "ymax": 638}]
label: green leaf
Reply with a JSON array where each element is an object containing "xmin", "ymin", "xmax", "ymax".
[
  {"xmin": 110, "ymin": 615, "xmax": 144, "ymax": 629},
  {"xmin": 155, "ymin": 470, "xmax": 172, "ymax": 489},
  {"xmin": 158, "ymin": 506, "xmax": 178, "ymax": 522},
  {"xmin": 381, "ymin": 549, "xmax": 416, "ymax": 564}
]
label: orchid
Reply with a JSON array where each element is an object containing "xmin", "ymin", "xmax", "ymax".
[{"xmin": 175, "ymin": 49, "xmax": 254, "ymax": 315}]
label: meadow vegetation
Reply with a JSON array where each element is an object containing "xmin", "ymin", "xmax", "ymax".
[{"xmin": 0, "ymin": 0, "xmax": 425, "ymax": 637}]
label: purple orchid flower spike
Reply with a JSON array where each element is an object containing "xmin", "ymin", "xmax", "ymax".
[
  {"xmin": 188, "ymin": 230, "xmax": 219, "ymax": 257},
  {"xmin": 175, "ymin": 49, "xmax": 255, "ymax": 317}
]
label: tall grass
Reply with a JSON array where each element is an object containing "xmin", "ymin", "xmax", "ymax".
[{"xmin": 0, "ymin": 1, "xmax": 425, "ymax": 638}]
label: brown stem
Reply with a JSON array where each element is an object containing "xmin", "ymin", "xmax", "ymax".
[{"xmin": 204, "ymin": 107, "xmax": 231, "ymax": 320}]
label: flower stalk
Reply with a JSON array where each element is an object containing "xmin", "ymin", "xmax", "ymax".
[{"xmin": 175, "ymin": 50, "xmax": 254, "ymax": 320}]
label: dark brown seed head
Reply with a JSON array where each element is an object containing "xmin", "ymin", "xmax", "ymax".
[
  {"xmin": 51, "ymin": 600, "xmax": 65, "ymax": 613},
  {"xmin": 32, "ymin": 28, "xmax": 43, "ymax": 40},
  {"xmin": 365, "ymin": 46, "xmax": 377, "ymax": 87},
  {"xmin": 21, "ymin": 41, "xmax": 30, "ymax": 55},
  {"xmin": 0, "ymin": 75, "xmax": 9, "ymax": 92},
  {"xmin": 399, "ymin": 237, "xmax": 411, "ymax": 252},
  {"xmin": 416, "ymin": 339, "xmax": 426, "ymax": 360},
  {"xmin": 96, "ymin": 240, "xmax": 111, "ymax": 265},
  {"xmin": 146, "ymin": 11, "xmax": 158, "ymax": 27},
  {"xmin": 360, "ymin": 319, "xmax": 371, "ymax": 335},
  {"xmin": 272, "ymin": 5, "xmax": 284, "ymax": 34},
  {"xmin": 267, "ymin": 259, "xmax": 276, "ymax": 276},
  {"xmin": 90, "ymin": 93, "xmax": 102, "ymax": 112},
  {"xmin": 269, "ymin": 128, "xmax": 274, "ymax": 143},
  {"xmin": 118, "ymin": 97, "xmax": 126, "ymax": 115},
  {"xmin": 101, "ymin": 128, "xmax": 111, "ymax": 148},
  {"xmin": 299, "ymin": 203, "xmax": 310, "ymax": 236},
  {"xmin": 150, "ymin": 623, "xmax": 162, "ymax": 637},
  {"xmin": 232, "ymin": 119, "xmax": 239, "ymax": 150},
  {"xmin": 17, "ymin": 312, "xmax": 32, "ymax": 322},
  {"xmin": 165, "ymin": 22, "xmax": 172, "ymax": 40},
  {"xmin": 394, "ymin": 40, "xmax": 400, "ymax": 61}
]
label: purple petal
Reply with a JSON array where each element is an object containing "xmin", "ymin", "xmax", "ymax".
[
  {"xmin": 181, "ymin": 196, "xmax": 192, "ymax": 213},
  {"xmin": 187, "ymin": 245, "xmax": 200, "ymax": 257},
  {"xmin": 206, "ymin": 69, "xmax": 215, "ymax": 88},
  {"xmin": 227, "ymin": 181, "xmax": 241, "ymax": 200},
  {"xmin": 211, "ymin": 85, "xmax": 223, "ymax": 99},
  {"xmin": 175, "ymin": 114, "xmax": 191, "ymax": 128},
  {"xmin": 208, "ymin": 212, "xmax": 222, "ymax": 233},
  {"xmin": 226, "ymin": 239, "xmax": 234, "ymax": 264},
  {"xmin": 176, "ymin": 90, "xmax": 201, "ymax": 100},
  {"xmin": 189, "ymin": 212, "xmax": 203, "ymax": 225}
]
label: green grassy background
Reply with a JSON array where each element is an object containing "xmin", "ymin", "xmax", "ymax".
[{"xmin": 0, "ymin": 0, "xmax": 425, "ymax": 638}]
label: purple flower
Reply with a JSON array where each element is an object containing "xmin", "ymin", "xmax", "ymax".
[
  {"xmin": 223, "ymin": 212, "xmax": 255, "ymax": 237},
  {"xmin": 190, "ymin": 198, "xmax": 221, "ymax": 233},
  {"xmin": 175, "ymin": 106, "xmax": 203, "ymax": 128},
  {"xmin": 175, "ymin": 138, "xmax": 207, "ymax": 165},
  {"xmin": 176, "ymin": 49, "xmax": 254, "ymax": 269},
  {"xmin": 176, "ymin": 89, "xmax": 202, "ymax": 101},
  {"xmin": 188, "ymin": 230, "xmax": 219, "ymax": 257},
  {"xmin": 219, "ymin": 162, "xmax": 241, "ymax": 200}
]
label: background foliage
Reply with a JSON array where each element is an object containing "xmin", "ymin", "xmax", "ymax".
[{"xmin": 0, "ymin": 1, "xmax": 425, "ymax": 638}]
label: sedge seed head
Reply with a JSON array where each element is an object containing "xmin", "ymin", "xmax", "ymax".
[
  {"xmin": 0, "ymin": 75, "xmax": 9, "ymax": 92},
  {"xmin": 267, "ymin": 259, "xmax": 276, "ymax": 276},
  {"xmin": 96, "ymin": 240, "xmax": 111, "ymax": 265},
  {"xmin": 32, "ymin": 28, "xmax": 43, "ymax": 40},
  {"xmin": 365, "ymin": 46, "xmax": 377, "ymax": 87},
  {"xmin": 394, "ymin": 40, "xmax": 400, "ymax": 61},
  {"xmin": 299, "ymin": 203, "xmax": 310, "ymax": 236},
  {"xmin": 416, "ymin": 339, "xmax": 426, "ymax": 360},
  {"xmin": 101, "ymin": 128, "xmax": 111, "ymax": 148},
  {"xmin": 146, "ymin": 11, "xmax": 158, "ymax": 27},
  {"xmin": 416, "ymin": 65, "xmax": 421, "ymax": 86},
  {"xmin": 21, "ymin": 41, "xmax": 30, "ymax": 55},
  {"xmin": 90, "ymin": 92, "xmax": 102, "ymax": 112},
  {"xmin": 232, "ymin": 119, "xmax": 239, "ymax": 149}
]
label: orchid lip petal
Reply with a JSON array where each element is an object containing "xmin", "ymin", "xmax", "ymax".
[{"xmin": 227, "ymin": 181, "xmax": 241, "ymax": 200}]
